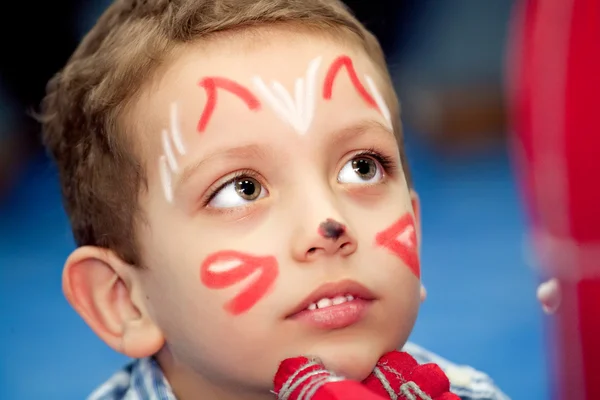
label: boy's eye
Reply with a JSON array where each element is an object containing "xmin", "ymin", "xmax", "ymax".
[
  {"xmin": 235, "ymin": 178, "xmax": 261, "ymax": 200},
  {"xmin": 209, "ymin": 177, "xmax": 267, "ymax": 208},
  {"xmin": 338, "ymin": 156, "xmax": 383, "ymax": 184}
]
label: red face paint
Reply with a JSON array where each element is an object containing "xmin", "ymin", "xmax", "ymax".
[
  {"xmin": 200, "ymin": 250, "xmax": 278, "ymax": 315},
  {"xmin": 197, "ymin": 77, "xmax": 261, "ymax": 133},
  {"xmin": 375, "ymin": 213, "xmax": 420, "ymax": 278},
  {"xmin": 318, "ymin": 218, "xmax": 346, "ymax": 240},
  {"xmin": 323, "ymin": 55, "xmax": 378, "ymax": 108}
]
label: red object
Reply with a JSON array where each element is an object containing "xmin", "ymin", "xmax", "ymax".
[
  {"xmin": 199, "ymin": 250, "xmax": 278, "ymax": 315},
  {"xmin": 273, "ymin": 356, "xmax": 387, "ymax": 400},
  {"xmin": 272, "ymin": 352, "xmax": 460, "ymax": 400},
  {"xmin": 363, "ymin": 351, "xmax": 460, "ymax": 400},
  {"xmin": 508, "ymin": 0, "xmax": 600, "ymax": 399},
  {"xmin": 323, "ymin": 55, "xmax": 378, "ymax": 108},
  {"xmin": 375, "ymin": 213, "xmax": 420, "ymax": 278},
  {"xmin": 197, "ymin": 77, "xmax": 261, "ymax": 132}
]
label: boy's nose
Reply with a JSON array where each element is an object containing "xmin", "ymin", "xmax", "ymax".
[
  {"xmin": 318, "ymin": 218, "xmax": 346, "ymax": 240},
  {"xmin": 291, "ymin": 216, "xmax": 358, "ymax": 262}
]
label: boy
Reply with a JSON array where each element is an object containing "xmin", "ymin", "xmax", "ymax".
[{"xmin": 40, "ymin": 0, "xmax": 508, "ymax": 399}]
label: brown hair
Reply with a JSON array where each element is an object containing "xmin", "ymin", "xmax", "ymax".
[{"xmin": 40, "ymin": 0, "xmax": 407, "ymax": 266}]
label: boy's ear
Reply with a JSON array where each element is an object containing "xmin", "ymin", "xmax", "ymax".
[
  {"xmin": 62, "ymin": 246, "xmax": 164, "ymax": 358},
  {"xmin": 410, "ymin": 190, "xmax": 426, "ymax": 302},
  {"xmin": 410, "ymin": 189, "xmax": 422, "ymax": 249}
]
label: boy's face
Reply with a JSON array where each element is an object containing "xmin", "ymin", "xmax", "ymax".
[{"xmin": 131, "ymin": 29, "xmax": 420, "ymax": 393}]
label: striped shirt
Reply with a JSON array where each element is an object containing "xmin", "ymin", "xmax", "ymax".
[{"xmin": 89, "ymin": 342, "xmax": 509, "ymax": 400}]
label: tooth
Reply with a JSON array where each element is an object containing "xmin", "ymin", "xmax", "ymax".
[
  {"xmin": 307, "ymin": 303, "xmax": 317, "ymax": 311},
  {"xmin": 332, "ymin": 296, "xmax": 347, "ymax": 305},
  {"xmin": 346, "ymin": 295, "xmax": 355, "ymax": 301},
  {"xmin": 317, "ymin": 298, "xmax": 333, "ymax": 309}
]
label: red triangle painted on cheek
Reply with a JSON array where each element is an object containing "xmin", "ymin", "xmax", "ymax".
[{"xmin": 375, "ymin": 214, "xmax": 420, "ymax": 279}]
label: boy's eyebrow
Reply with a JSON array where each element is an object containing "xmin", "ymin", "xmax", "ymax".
[
  {"xmin": 173, "ymin": 120, "xmax": 392, "ymax": 196},
  {"xmin": 328, "ymin": 119, "xmax": 394, "ymax": 147},
  {"xmin": 174, "ymin": 143, "xmax": 269, "ymax": 195}
]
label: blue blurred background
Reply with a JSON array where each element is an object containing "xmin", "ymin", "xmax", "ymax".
[{"xmin": 0, "ymin": 1, "xmax": 547, "ymax": 399}]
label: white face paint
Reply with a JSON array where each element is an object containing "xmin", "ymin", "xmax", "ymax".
[
  {"xmin": 252, "ymin": 56, "xmax": 322, "ymax": 135},
  {"xmin": 159, "ymin": 155, "xmax": 174, "ymax": 203},
  {"xmin": 253, "ymin": 56, "xmax": 392, "ymax": 135},
  {"xmin": 158, "ymin": 56, "xmax": 394, "ymax": 204},
  {"xmin": 364, "ymin": 75, "xmax": 393, "ymax": 130},
  {"xmin": 159, "ymin": 102, "xmax": 187, "ymax": 203}
]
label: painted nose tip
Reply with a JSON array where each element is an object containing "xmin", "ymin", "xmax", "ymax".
[{"xmin": 318, "ymin": 219, "xmax": 346, "ymax": 240}]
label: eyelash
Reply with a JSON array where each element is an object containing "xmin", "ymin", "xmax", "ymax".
[
  {"xmin": 202, "ymin": 169, "xmax": 262, "ymax": 207},
  {"xmin": 353, "ymin": 147, "xmax": 398, "ymax": 176},
  {"xmin": 201, "ymin": 148, "xmax": 397, "ymax": 207}
]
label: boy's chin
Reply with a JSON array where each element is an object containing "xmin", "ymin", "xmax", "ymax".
[{"xmin": 310, "ymin": 345, "xmax": 385, "ymax": 382}]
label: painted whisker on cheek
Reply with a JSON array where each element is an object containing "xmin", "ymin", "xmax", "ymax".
[
  {"xmin": 375, "ymin": 213, "xmax": 420, "ymax": 279},
  {"xmin": 200, "ymin": 251, "xmax": 279, "ymax": 315},
  {"xmin": 197, "ymin": 77, "xmax": 261, "ymax": 133},
  {"xmin": 318, "ymin": 218, "xmax": 346, "ymax": 240}
]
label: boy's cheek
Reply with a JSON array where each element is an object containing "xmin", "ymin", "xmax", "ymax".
[
  {"xmin": 140, "ymin": 199, "xmax": 419, "ymax": 318},
  {"xmin": 350, "ymin": 205, "xmax": 420, "ymax": 280},
  {"xmin": 374, "ymin": 212, "xmax": 420, "ymax": 279},
  {"xmin": 199, "ymin": 250, "xmax": 279, "ymax": 316}
]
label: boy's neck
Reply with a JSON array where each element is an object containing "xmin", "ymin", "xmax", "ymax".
[{"xmin": 157, "ymin": 349, "xmax": 274, "ymax": 400}]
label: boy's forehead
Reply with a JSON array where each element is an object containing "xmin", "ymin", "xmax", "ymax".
[
  {"xmin": 167, "ymin": 29, "xmax": 374, "ymax": 92},
  {"xmin": 133, "ymin": 28, "xmax": 388, "ymax": 162}
]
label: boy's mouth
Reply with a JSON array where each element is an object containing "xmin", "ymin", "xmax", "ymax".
[
  {"xmin": 304, "ymin": 293, "xmax": 357, "ymax": 311},
  {"xmin": 286, "ymin": 279, "xmax": 376, "ymax": 329}
]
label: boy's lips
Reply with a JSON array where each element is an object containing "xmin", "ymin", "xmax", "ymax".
[{"xmin": 285, "ymin": 279, "xmax": 377, "ymax": 319}]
